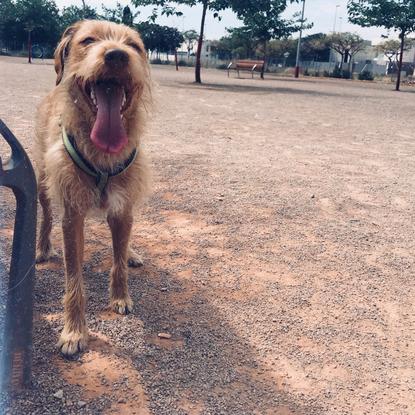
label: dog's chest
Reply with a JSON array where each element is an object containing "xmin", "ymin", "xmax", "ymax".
[{"xmin": 95, "ymin": 186, "xmax": 128, "ymax": 216}]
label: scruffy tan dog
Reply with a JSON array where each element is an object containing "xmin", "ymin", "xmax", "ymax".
[{"xmin": 35, "ymin": 20, "xmax": 151, "ymax": 356}]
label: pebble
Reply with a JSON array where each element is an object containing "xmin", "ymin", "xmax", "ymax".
[
  {"xmin": 77, "ymin": 401, "xmax": 87, "ymax": 408},
  {"xmin": 157, "ymin": 332, "xmax": 172, "ymax": 339},
  {"xmin": 53, "ymin": 390, "xmax": 64, "ymax": 399}
]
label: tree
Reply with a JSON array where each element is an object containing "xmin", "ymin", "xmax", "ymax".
[
  {"xmin": 61, "ymin": 4, "xmax": 98, "ymax": 29},
  {"xmin": 348, "ymin": 0, "xmax": 415, "ymax": 91},
  {"xmin": 301, "ymin": 33, "xmax": 330, "ymax": 62},
  {"xmin": 231, "ymin": 0, "xmax": 309, "ymax": 78},
  {"xmin": 132, "ymin": 0, "xmax": 234, "ymax": 83},
  {"xmin": 267, "ymin": 37, "xmax": 296, "ymax": 65},
  {"xmin": 0, "ymin": 0, "xmax": 15, "ymax": 45},
  {"xmin": 210, "ymin": 27, "xmax": 259, "ymax": 60},
  {"xmin": 182, "ymin": 29, "xmax": 198, "ymax": 59},
  {"xmin": 135, "ymin": 22, "xmax": 183, "ymax": 59},
  {"xmin": 4, "ymin": 0, "xmax": 61, "ymax": 62},
  {"xmin": 375, "ymin": 38, "xmax": 414, "ymax": 74},
  {"xmin": 326, "ymin": 32, "xmax": 365, "ymax": 77},
  {"xmin": 101, "ymin": 2, "xmax": 140, "ymax": 25}
]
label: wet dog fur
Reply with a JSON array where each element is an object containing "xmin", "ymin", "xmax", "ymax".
[{"xmin": 35, "ymin": 20, "xmax": 151, "ymax": 356}]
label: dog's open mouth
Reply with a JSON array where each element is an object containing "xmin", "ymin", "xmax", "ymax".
[{"xmin": 84, "ymin": 79, "xmax": 131, "ymax": 154}]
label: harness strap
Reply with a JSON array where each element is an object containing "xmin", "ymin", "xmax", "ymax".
[{"xmin": 62, "ymin": 127, "xmax": 137, "ymax": 193}]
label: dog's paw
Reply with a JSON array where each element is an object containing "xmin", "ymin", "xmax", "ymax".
[
  {"xmin": 128, "ymin": 250, "xmax": 143, "ymax": 267},
  {"xmin": 111, "ymin": 297, "xmax": 133, "ymax": 315},
  {"xmin": 36, "ymin": 248, "xmax": 57, "ymax": 263},
  {"xmin": 57, "ymin": 329, "xmax": 88, "ymax": 357}
]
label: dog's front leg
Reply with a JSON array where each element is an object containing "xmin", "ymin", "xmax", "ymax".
[
  {"xmin": 57, "ymin": 204, "xmax": 88, "ymax": 356},
  {"xmin": 107, "ymin": 210, "xmax": 134, "ymax": 315}
]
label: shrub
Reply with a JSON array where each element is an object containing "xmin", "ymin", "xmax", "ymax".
[
  {"xmin": 150, "ymin": 58, "xmax": 163, "ymax": 65},
  {"xmin": 216, "ymin": 63, "xmax": 228, "ymax": 70},
  {"xmin": 331, "ymin": 66, "xmax": 342, "ymax": 78},
  {"xmin": 342, "ymin": 69, "xmax": 351, "ymax": 79},
  {"xmin": 304, "ymin": 68, "xmax": 310, "ymax": 76},
  {"xmin": 358, "ymin": 70, "xmax": 374, "ymax": 81},
  {"xmin": 178, "ymin": 60, "xmax": 190, "ymax": 66},
  {"xmin": 330, "ymin": 66, "xmax": 351, "ymax": 79}
]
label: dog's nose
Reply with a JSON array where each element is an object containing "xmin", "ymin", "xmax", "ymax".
[{"xmin": 104, "ymin": 49, "xmax": 129, "ymax": 67}]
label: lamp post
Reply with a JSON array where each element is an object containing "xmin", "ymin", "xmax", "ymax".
[
  {"xmin": 333, "ymin": 4, "xmax": 340, "ymax": 33},
  {"xmin": 329, "ymin": 5, "xmax": 341, "ymax": 74},
  {"xmin": 294, "ymin": 0, "xmax": 306, "ymax": 78}
]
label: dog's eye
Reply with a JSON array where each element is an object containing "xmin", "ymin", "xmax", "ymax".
[
  {"xmin": 81, "ymin": 37, "xmax": 96, "ymax": 46},
  {"xmin": 128, "ymin": 43, "xmax": 142, "ymax": 53}
]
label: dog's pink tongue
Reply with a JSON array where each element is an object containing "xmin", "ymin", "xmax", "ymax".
[{"xmin": 90, "ymin": 83, "xmax": 128, "ymax": 154}]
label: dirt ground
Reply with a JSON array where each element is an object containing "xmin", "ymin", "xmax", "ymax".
[{"xmin": 1, "ymin": 56, "xmax": 415, "ymax": 415}]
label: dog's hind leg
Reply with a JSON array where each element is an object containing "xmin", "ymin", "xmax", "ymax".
[
  {"xmin": 107, "ymin": 210, "xmax": 134, "ymax": 314},
  {"xmin": 128, "ymin": 247, "xmax": 143, "ymax": 267},
  {"xmin": 57, "ymin": 204, "xmax": 88, "ymax": 356},
  {"xmin": 36, "ymin": 174, "xmax": 57, "ymax": 263}
]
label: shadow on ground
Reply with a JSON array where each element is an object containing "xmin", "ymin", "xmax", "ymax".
[
  {"xmin": 0, "ymin": 196, "xmax": 323, "ymax": 414},
  {"xmin": 171, "ymin": 80, "xmax": 351, "ymax": 99}
]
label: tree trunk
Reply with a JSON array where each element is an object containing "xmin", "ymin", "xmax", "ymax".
[
  {"xmin": 175, "ymin": 49, "xmax": 178, "ymax": 71},
  {"xmin": 396, "ymin": 30, "xmax": 405, "ymax": 91},
  {"xmin": 27, "ymin": 30, "xmax": 32, "ymax": 64},
  {"xmin": 195, "ymin": 0, "xmax": 208, "ymax": 83},
  {"xmin": 348, "ymin": 55, "xmax": 353, "ymax": 79},
  {"xmin": 261, "ymin": 40, "xmax": 267, "ymax": 79}
]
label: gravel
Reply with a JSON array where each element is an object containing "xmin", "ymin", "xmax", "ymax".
[{"xmin": 1, "ymin": 57, "xmax": 415, "ymax": 414}]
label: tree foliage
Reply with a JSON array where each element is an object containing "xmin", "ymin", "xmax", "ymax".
[
  {"xmin": 211, "ymin": 27, "xmax": 257, "ymax": 60},
  {"xmin": 348, "ymin": 0, "xmax": 415, "ymax": 33},
  {"xmin": 231, "ymin": 0, "xmax": 311, "ymax": 77},
  {"xmin": 327, "ymin": 32, "xmax": 365, "ymax": 62},
  {"xmin": 61, "ymin": 4, "xmax": 98, "ymax": 28},
  {"xmin": 136, "ymin": 22, "xmax": 183, "ymax": 54},
  {"xmin": 300, "ymin": 33, "xmax": 330, "ymax": 62},
  {"xmin": 0, "ymin": 0, "xmax": 61, "ymax": 47},
  {"xmin": 232, "ymin": 0, "xmax": 307, "ymax": 43},
  {"xmin": 348, "ymin": 0, "xmax": 415, "ymax": 90},
  {"xmin": 101, "ymin": 2, "xmax": 140, "ymax": 25},
  {"xmin": 182, "ymin": 29, "xmax": 198, "ymax": 56},
  {"xmin": 326, "ymin": 32, "xmax": 365, "ymax": 78},
  {"xmin": 376, "ymin": 37, "xmax": 414, "ymax": 74},
  {"xmin": 376, "ymin": 38, "xmax": 414, "ymax": 61},
  {"xmin": 132, "ymin": 0, "xmax": 235, "ymax": 82}
]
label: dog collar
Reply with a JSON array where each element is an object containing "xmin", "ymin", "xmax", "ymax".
[{"xmin": 62, "ymin": 127, "xmax": 137, "ymax": 193}]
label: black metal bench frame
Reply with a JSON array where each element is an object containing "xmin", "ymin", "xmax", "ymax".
[{"xmin": 0, "ymin": 119, "xmax": 37, "ymax": 390}]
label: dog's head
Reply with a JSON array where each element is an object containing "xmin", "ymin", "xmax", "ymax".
[{"xmin": 54, "ymin": 20, "xmax": 149, "ymax": 154}]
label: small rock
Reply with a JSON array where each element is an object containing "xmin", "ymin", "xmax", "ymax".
[
  {"xmin": 157, "ymin": 332, "xmax": 172, "ymax": 339},
  {"xmin": 118, "ymin": 398, "xmax": 126, "ymax": 404},
  {"xmin": 160, "ymin": 287, "xmax": 168, "ymax": 292},
  {"xmin": 77, "ymin": 401, "xmax": 87, "ymax": 408},
  {"xmin": 53, "ymin": 390, "xmax": 64, "ymax": 399},
  {"xmin": 311, "ymin": 194, "xmax": 315, "ymax": 199}
]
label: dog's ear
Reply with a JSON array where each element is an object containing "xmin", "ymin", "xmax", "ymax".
[{"xmin": 54, "ymin": 23, "xmax": 80, "ymax": 85}]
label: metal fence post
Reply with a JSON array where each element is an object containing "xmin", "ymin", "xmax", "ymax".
[{"xmin": 0, "ymin": 119, "xmax": 37, "ymax": 390}]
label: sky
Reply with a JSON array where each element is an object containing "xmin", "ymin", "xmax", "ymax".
[{"xmin": 56, "ymin": 0, "xmax": 398, "ymax": 44}]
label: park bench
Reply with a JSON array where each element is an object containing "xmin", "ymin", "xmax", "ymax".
[{"xmin": 227, "ymin": 60, "xmax": 265, "ymax": 79}]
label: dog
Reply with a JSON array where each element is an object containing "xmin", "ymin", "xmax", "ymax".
[{"xmin": 35, "ymin": 20, "xmax": 151, "ymax": 356}]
